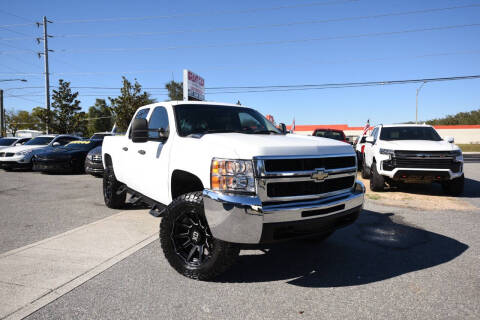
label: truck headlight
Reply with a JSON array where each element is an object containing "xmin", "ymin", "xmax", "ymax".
[
  {"xmin": 451, "ymin": 149, "xmax": 462, "ymax": 157},
  {"xmin": 211, "ymin": 159, "xmax": 255, "ymax": 193},
  {"xmin": 379, "ymin": 148, "xmax": 395, "ymax": 156}
]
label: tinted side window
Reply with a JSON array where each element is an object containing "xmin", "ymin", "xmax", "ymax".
[
  {"xmin": 56, "ymin": 137, "xmax": 77, "ymax": 145},
  {"xmin": 148, "ymin": 107, "xmax": 169, "ymax": 140}
]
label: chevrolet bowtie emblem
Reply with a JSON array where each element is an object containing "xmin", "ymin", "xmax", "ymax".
[{"xmin": 311, "ymin": 169, "xmax": 328, "ymax": 182}]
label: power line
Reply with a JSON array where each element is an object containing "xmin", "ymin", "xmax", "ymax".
[
  {"xmin": 0, "ymin": 9, "xmax": 34, "ymax": 23},
  {"xmin": 45, "ymin": 23, "xmax": 480, "ymax": 54},
  {"xmin": 55, "ymin": 0, "xmax": 357, "ymax": 24},
  {"xmin": 2, "ymin": 49, "xmax": 480, "ymax": 77},
  {"xmin": 4, "ymin": 3, "xmax": 479, "ymax": 41},
  {"xmin": 0, "ymin": 0, "xmax": 356, "ymax": 28}
]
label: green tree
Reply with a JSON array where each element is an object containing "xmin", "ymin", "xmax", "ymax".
[
  {"xmin": 5, "ymin": 110, "xmax": 33, "ymax": 136},
  {"xmin": 165, "ymin": 80, "xmax": 183, "ymax": 100},
  {"xmin": 426, "ymin": 108, "xmax": 480, "ymax": 125},
  {"xmin": 50, "ymin": 79, "xmax": 82, "ymax": 134},
  {"xmin": 109, "ymin": 77, "xmax": 156, "ymax": 132},
  {"xmin": 87, "ymin": 99, "xmax": 113, "ymax": 136},
  {"xmin": 30, "ymin": 106, "xmax": 49, "ymax": 132}
]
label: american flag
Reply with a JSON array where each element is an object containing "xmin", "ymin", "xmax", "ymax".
[{"xmin": 362, "ymin": 119, "xmax": 370, "ymax": 136}]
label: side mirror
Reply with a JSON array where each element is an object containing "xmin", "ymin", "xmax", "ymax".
[
  {"xmin": 365, "ymin": 136, "xmax": 375, "ymax": 144},
  {"xmin": 52, "ymin": 142, "xmax": 61, "ymax": 147},
  {"xmin": 446, "ymin": 136, "xmax": 454, "ymax": 143},
  {"xmin": 131, "ymin": 118, "xmax": 149, "ymax": 143},
  {"xmin": 278, "ymin": 123, "xmax": 287, "ymax": 134}
]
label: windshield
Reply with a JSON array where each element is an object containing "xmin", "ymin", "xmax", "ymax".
[
  {"xmin": 90, "ymin": 134, "xmax": 110, "ymax": 140},
  {"xmin": 314, "ymin": 130, "xmax": 344, "ymax": 140},
  {"xmin": 174, "ymin": 104, "xmax": 281, "ymax": 137},
  {"xmin": 24, "ymin": 137, "xmax": 54, "ymax": 146},
  {"xmin": 0, "ymin": 138, "xmax": 16, "ymax": 146},
  {"xmin": 380, "ymin": 126, "xmax": 442, "ymax": 141},
  {"xmin": 63, "ymin": 140, "xmax": 102, "ymax": 150}
]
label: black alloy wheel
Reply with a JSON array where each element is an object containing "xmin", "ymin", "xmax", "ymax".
[
  {"xmin": 160, "ymin": 192, "xmax": 240, "ymax": 280},
  {"xmin": 171, "ymin": 204, "xmax": 213, "ymax": 266},
  {"xmin": 103, "ymin": 166, "xmax": 126, "ymax": 209}
]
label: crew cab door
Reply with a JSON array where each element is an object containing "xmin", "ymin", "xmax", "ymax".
[
  {"xmin": 364, "ymin": 127, "xmax": 378, "ymax": 168},
  {"xmin": 118, "ymin": 108, "xmax": 150, "ymax": 189},
  {"xmin": 135, "ymin": 106, "xmax": 171, "ymax": 204}
]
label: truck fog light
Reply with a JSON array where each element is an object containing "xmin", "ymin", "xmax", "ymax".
[{"xmin": 211, "ymin": 158, "xmax": 255, "ymax": 193}]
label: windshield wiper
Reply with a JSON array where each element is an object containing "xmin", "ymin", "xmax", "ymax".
[
  {"xmin": 187, "ymin": 129, "xmax": 243, "ymax": 136},
  {"xmin": 248, "ymin": 130, "xmax": 280, "ymax": 135}
]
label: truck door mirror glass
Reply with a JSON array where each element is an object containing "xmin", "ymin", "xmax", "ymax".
[
  {"xmin": 278, "ymin": 123, "xmax": 287, "ymax": 134},
  {"xmin": 365, "ymin": 136, "xmax": 375, "ymax": 144},
  {"xmin": 131, "ymin": 118, "xmax": 149, "ymax": 143}
]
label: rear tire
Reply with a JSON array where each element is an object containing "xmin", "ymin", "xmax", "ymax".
[
  {"xmin": 160, "ymin": 192, "xmax": 240, "ymax": 281},
  {"xmin": 442, "ymin": 174, "xmax": 464, "ymax": 196},
  {"xmin": 361, "ymin": 155, "xmax": 370, "ymax": 179},
  {"xmin": 103, "ymin": 166, "xmax": 126, "ymax": 209},
  {"xmin": 370, "ymin": 161, "xmax": 385, "ymax": 191}
]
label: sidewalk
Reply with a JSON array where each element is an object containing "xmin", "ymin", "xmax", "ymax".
[{"xmin": 0, "ymin": 210, "xmax": 158, "ymax": 320}]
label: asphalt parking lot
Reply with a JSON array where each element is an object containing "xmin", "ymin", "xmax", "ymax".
[{"xmin": 1, "ymin": 164, "xmax": 480, "ymax": 319}]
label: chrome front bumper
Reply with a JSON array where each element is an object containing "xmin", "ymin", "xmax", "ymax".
[{"xmin": 203, "ymin": 181, "xmax": 365, "ymax": 244}]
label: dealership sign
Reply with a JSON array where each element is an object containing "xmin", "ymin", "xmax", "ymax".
[{"xmin": 183, "ymin": 69, "xmax": 205, "ymax": 101}]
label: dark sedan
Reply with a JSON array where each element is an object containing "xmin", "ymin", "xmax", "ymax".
[
  {"xmin": 33, "ymin": 140, "xmax": 102, "ymax": 173},
  {"xmin": 84, "ymin": 146, "xmax": 103, "ymax": 176}
]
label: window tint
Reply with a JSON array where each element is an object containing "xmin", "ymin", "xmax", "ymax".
[
  {"xmin": 314, "ymin": 130, "xmax": 343, "ymax": 140},
  {"xmin": 379, "ymin": 126, "xmax": 442, "ymax": 141},
  {"xmin": 135, "ymin": 108, "xmax": 150, "ymax": 119},
  {"xmin": 148, "ymin": 107, "xmax": 169, "ymax": 140},
  {"xmin": 55, "ymin": 137, "xmax": 78, "ymax": 146},
  {"xmin": 239, "ymin": 112, "xmax": 263, "ymax": 131}
]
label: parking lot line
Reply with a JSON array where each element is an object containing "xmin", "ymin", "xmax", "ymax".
[{"xmin": 0, "ymin": 209, "xmax": 158, "ymax": 320}]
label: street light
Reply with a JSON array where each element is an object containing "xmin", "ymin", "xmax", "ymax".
[
  {"xmin": 0, "ymin": 78, "xmax": 28, "ymax": 137},
  {"xmin": 0, "ymin": 79, "xmax": 27, "ymax": 82},
  {"xmin": 415, "ymin": 81, "xmax": 426, "ymax": 124}
]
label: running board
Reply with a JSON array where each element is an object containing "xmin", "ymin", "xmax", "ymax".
[{"xmin": 125, "ymin": 187, "xmax": 167, "ymax": 218}]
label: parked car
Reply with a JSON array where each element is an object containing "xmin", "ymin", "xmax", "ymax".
[
  {"xmin": 85, "ymin": 146, "xmax": 103, "ymax": 176},
  {"xmin": 0, "ymin": 135, "xmax": 81, "ymax": 170},
  {"xmin": 362, "ymin": 124, "xmax": 464, "ymax": 195},
  {"xmin": 312, "ymin": 128, "xmax": 347, "ymax": 143},
  {"xmin": 0, "ymin": 137, "xmax": 31, "ymax": 150},
  {"xmin": 33, "ymin": 139, "xmax": 103, "ymax": 173},
  {"xmin": 102, "ymin": 101, "xmax": 365, "ymax": 280},
  {"xmin": 90, "ymin": 132, "xmax": 112, "ymax": 140}
]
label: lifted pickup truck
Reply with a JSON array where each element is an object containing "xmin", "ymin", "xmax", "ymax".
[
  {"xmin": 102, "ymin": 101, "xmax": 365, "ymax": 280},
  {"xmin": 362, "ymin": 124, "xmax": 464, "ymax": 194}
]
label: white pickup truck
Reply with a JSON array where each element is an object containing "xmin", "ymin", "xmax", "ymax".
[
  {"xmin": 102, "ymin": 101, "xmax": 365, "ymax": 280},
  {"xmin": 362, "ymin": 124, "xmax": 464, "ymax": 194}
]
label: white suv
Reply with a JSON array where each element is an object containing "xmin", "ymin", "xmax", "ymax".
[{"xmin": 362, "ymin": 124, "xmax": 464, "ymax": 195}]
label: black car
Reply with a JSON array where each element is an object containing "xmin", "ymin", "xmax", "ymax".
[
  {"xmin": 33, "ymin": 140, "xmax": 103, "ymax": 173},
  {"xmin": 84, "ymin": 146, "xmax": 103, "ymax": 176}
]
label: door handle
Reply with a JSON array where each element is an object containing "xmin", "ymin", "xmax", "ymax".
[
  {"xmin": 122, "ymin": 147, "xmax": 128, "ymax": 151},
  {"xmin": 138, "ymin": 150, "xmax": 146, "ymax": 155}
]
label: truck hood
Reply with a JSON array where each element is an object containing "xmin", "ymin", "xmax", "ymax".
[
  {"xmin": 378, "ymin": 139, "xmax": 458, "ymax": 151},
  {"xmin": 198, "ymin": 133, "xmax": 354, "ymax": 158}
]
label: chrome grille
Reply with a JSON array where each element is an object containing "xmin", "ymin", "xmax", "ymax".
[
  {"xmin": 254, "ymin": 154, "xmax": 357, "ymax": 203},
  {"xmin": 92, "ymin": 154, "xmax": 102, "ymax": 162}
]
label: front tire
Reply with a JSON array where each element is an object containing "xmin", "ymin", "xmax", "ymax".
[
  {"xmin": 160, "ymin": 192, "xmax": 240, "ymax": 281},
  {"xmin": 103, "ymin": 166, "xmax": 126, "ymax": 209},
  {"xmin": 370, "ymin": 161, "xmax": 385, "ymax": 191},
  {"xmin": 361, "ymin": 155, "xmax": 370, "ymax": 179},
  {"xmin": 442, "ymin": 174, "xmax": 464, "ymax": 196}
]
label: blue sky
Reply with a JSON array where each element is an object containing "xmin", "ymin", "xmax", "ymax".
[{"xmin": 1, "ymin": 0, "xmax": 479, "ymax": 126}]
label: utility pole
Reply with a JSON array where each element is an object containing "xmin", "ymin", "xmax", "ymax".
[
  {"xmin": 0, "ymin": 89, "xmax": 4, "ymax": 137},
  {"xmin": 37, "ymin": 16, "xmax": 53, "ymax": 134},
  {"xmin": 415, "ymin": 82, "xmax": 426, "ymax": 124}
]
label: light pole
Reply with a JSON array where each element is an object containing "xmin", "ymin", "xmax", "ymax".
[
  {"xmin": 415, "ymin": 81, "xmax": 426, "ymax": 124},
  {"xmin": 0, "ymin": 78, "xmax": 28, "ymax": 137}
]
